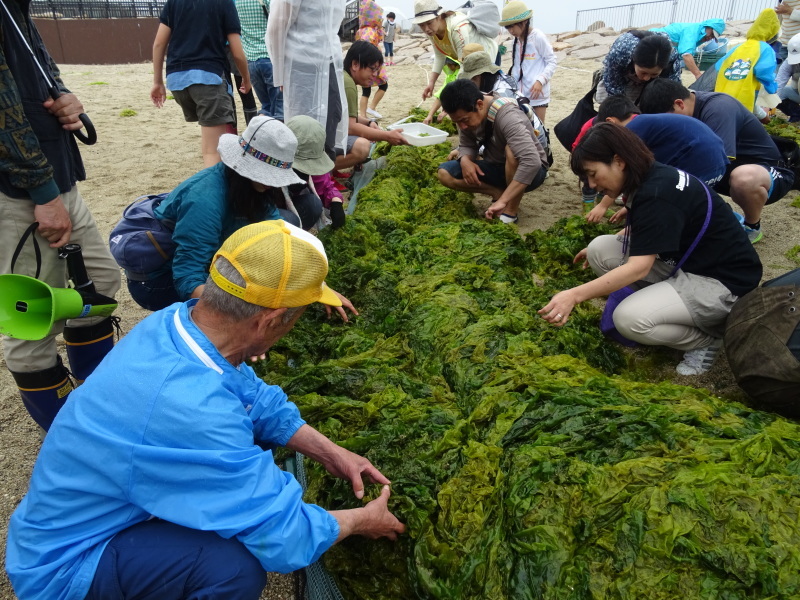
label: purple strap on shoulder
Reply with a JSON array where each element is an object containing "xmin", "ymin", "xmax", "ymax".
[{"xmin": 670, "ymin": 177, "xmax": 713, "ymax": 276}]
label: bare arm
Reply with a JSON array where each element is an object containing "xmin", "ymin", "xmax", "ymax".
[
  {"xmin": 484, "ymin": 180, "xmax": 527, "ymax": 219},
  {"xmin": 348, "ymin": 116, "xmax": 408, "ymax": 145},
  {"xmin": 286, "ymin": 424, "xmax": 390, "ymax": 499},
  {"xmin": 227, "ymin": 33, "xmax": 251, "ymax": 93},
  {"xmin": 682, "ymin": 53, "xmax": 702, "ymax": 79},
  {"xmin": 151, "ymin": 23, "xmax": 171, "ymax": 107},
  {"xmin": 585, "ymin": 194, "xmax": 615, "ymax": 223},
  {"xmin": 539, "ymin": 254, "xmax": 656, "ymax": 326}
]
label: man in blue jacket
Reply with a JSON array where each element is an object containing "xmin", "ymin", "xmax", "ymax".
[
  {"xmin": 651, "ymin": 19, "xmax": 725, "ymax": 78},
  {"xmin": 6, "ymin": 220, "xmax": 405, "ymax": 600}
]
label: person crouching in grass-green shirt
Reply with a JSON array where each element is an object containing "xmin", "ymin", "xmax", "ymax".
[{"xmin": 335, "ymin": 41, "xmax": 408, "ymax": 173}]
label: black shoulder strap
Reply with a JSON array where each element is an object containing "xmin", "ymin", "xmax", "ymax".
[{"xmin": 11, "ymin": 222, "xmax": 42, "ymax": 279}]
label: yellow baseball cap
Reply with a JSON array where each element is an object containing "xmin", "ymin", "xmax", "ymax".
[{"xmin": 210, "ymin": 221, "xmax": 342, "ymax": 308}]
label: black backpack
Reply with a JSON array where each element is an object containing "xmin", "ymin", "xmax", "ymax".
[{"xmin": 770, "ymin": 134, "xmax": 800, "ymax": 190}]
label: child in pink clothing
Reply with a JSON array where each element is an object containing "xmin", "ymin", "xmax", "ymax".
[{"xmin": 311, "ymin": 173, "xmax": 346, "ymax": 228}]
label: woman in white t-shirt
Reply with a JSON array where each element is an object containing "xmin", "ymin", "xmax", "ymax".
[{"xmin": 498, "ymin": 0, "xmax": 557, "ymax": 123}]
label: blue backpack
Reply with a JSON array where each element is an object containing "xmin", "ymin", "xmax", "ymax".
[{"xmin": 109, "ymin": 193, "xmax": 175, "ymax": 276}]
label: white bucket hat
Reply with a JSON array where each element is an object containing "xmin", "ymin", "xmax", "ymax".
[
  {"xmin": 218, "ymin": 116, "xmax": 304, "ymax": 188},
  {"xmin": 413, "ymin": 0, "xmax": 441, "ymax": 24}
]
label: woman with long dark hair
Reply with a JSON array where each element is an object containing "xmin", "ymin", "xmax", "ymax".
[
  {"xmin": 597, "ymin": 30, "xmax": 681, "ymax": 103},
  {"xmin": 125, "ymin": 117, "xmax": 329, "ymax": 311},
  {"xmin": 497, "ymin": 0, "xmax": 556, "ymax": 122},
  {"xmin": 540, "ymin": 123, "xmax": 762, "ymax": 376}
]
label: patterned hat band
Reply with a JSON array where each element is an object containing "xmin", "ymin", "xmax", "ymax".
[
  {"xmin": 415, "ymin": 8, "xmax": 439, "ymax": 17},
  {"xmin": 504, "ymin": 11, "xmax": 531, "ymax": 23},
  {"xmin": 239, "ymin": 138, "xmax": 293, "ymax": 169}
]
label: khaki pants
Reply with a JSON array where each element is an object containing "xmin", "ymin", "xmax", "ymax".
[
  {"xmin": 0, "ymin": 187, "xmax": 121, "ymax": 372},
  {"xmin": 587, "ymin": 234, "xmax": 728, "ymax": 351}
]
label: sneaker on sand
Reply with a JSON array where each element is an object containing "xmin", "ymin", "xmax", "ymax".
[
  {"xmin": 676, "ymin": 339, "xmax": 722, "ymax": 376},
  {"xmin": 499, "ymin": 213, "xmax": 519, "ymax": 224},
  {"xmin": 366, "ymin": 108, "xmax": 383, "ymax": 119},
  {"xmin": 744, "ymin": 224, "xmax": 763, "ymax": 244}
]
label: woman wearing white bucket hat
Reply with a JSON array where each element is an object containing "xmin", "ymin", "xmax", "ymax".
[
  {"xmin": 413, "ymin": 0, "xmax": 498, "ymax": 101},
  {"xmin": 125, "ymin": 116, "xmax": 327, "ymax": 311}
]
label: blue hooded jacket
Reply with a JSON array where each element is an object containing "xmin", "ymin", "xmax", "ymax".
[{"xmin": 651, "ymin": 19, "xmax": 726, "ymax": 56}]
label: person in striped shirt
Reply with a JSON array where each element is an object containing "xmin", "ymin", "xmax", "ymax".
[
  {"xmin": 235, "ymin": 0, "xmax": 284, "ymax": 120},
  {"xmin": 776, "ymin": 0, "xmax": 800, "ymax": 63}
]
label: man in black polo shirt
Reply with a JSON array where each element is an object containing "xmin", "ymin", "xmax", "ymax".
[{"xmin": 639, "ymin": 78, "xmax": 794, "ymax": 244}]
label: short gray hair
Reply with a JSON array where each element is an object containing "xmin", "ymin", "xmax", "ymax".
[{"xmin": 202, "ymin": 256, "xmax": 306, "ymax": 324}]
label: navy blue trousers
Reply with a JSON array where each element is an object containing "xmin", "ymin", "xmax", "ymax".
[{"xmin": 85, "ymin": 520, "xmax": 267, "ymax": 600}]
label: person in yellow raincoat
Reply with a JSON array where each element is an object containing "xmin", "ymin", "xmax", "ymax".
[{"xmin": 714, "ymin": 9, "xmax": 779, "ymax": 111}]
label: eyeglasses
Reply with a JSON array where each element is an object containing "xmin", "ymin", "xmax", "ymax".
[{"xmin": 368, "ymin": 64, "xmax": 381, "ymax": 74}]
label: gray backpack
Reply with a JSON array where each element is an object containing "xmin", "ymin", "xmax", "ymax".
[{"xmin": 463, "ymin": 0, "xmax": 501, "ymax": 38}]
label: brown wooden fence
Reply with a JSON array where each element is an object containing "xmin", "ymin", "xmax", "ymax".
[{"xmin": 33, "ymin": 18, "xmax": 160, "ymax": 64}]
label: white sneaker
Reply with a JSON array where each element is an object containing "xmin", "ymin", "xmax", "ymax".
[
  {"xmin": 366, "ymin": 108, "xmax": 383, "ymax": 119},
  {"xmin": 676, "ymin": 339, "xmax": 722, "ymax": 376}
]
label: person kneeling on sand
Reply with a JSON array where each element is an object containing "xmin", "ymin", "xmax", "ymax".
[
  {"xmin": 437, "ymin": 79, "xmax": 547, "ymax": 224},
  {"xmin": 336, "ymin": 41, "xmax": 408, "ymax": 174},
  {"xmin": 6, "ymin": 221, "xmax": 405, "ymax": 600}
]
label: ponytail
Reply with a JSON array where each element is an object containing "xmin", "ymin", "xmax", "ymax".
[{"xmin": 516, "ymin": 20, "xmax": 531, "ymax": 89}]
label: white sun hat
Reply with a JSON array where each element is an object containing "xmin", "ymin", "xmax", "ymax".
[
  {"xmin": 218, "ymin": 116, "xmax": 304, "ymax": 188},
  {"xmin": 412, "ymin": 0, "xmax": 441, "ymax": 24}
]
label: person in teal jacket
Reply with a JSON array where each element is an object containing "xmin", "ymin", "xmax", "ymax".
[
  {"xmin": 6, "ymin": 220, "xmax": 405, "ymax": 600},
  {"xmin": 651, "ymin": 19, "xmax": 725, "ymax": 78},
  {"xmin": 125, "ymin": 116, "xmax": 322, "ymax": 311}
]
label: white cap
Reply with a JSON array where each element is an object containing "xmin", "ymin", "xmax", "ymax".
[{"xmin": 788, "ymin": 32, "xmax": 800, "ymax": 65}]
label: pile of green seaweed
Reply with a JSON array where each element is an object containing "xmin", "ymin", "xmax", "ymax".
[
  {"xmin": 260, "ymin": 144, "xmax": 800, "ymax": 599},
  {"xmin": 766, "ymin": 116, "xmax": 800, "ymax": 144}
]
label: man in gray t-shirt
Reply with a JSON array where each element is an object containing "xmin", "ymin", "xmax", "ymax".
[{"xmin": 437, "ymin": 79, "xmax": 548, "ymax": 224}]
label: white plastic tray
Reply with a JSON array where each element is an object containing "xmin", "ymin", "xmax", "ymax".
[{"xmin": 387, "ymin": 122, "xmax": 448, "ymax": 146}]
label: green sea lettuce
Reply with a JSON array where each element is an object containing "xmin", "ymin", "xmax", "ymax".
[{"xmin": 259, "ymin": 142, "xmax": 800, "ymax": 599}]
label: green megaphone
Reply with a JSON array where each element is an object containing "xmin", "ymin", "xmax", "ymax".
[{"xmin": 0, "ymin": 244, "xmax": 117, "ymax": 341}]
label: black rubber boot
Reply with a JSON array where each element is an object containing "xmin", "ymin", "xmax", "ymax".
[
  {"xmin": 11, "ymin": 356, "xmax": 74, "ymax": 431},
  {"xmin": 329, "ymin": 201, "xmax": 346, "ymax": 229},
  {"xmin": 63, "ymin": 316, "xmax": 116, "ymax": 384},
  {"xmin": 244, "ymin": 108, "xmax": 259, "ymax": 125}
]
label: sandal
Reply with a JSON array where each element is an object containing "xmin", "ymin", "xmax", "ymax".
[{"xmin": 499, "ymin": 213, "xmax": 519, "ymax": 224}]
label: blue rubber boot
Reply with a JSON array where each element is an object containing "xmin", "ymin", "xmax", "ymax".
[
  {"xmin": 11, "ymin": 357, "xmax": 74, "ymax": 431},
  {"xmin": 63, "ymin": 317, "xmax": 116, "ymax": 384}
]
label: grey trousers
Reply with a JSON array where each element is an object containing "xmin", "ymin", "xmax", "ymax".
[
  {"xmin": 588, "ymin": 234, "xmax": 734, "ymax": 350},
  {"xmin": 1, "ymin": 187, "xmax": 121, "ymax": 371}
]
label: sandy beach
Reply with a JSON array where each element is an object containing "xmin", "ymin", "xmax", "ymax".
[{"xmin": 1, "ymin": 37, "xmax": 799, "ymax": 599}]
